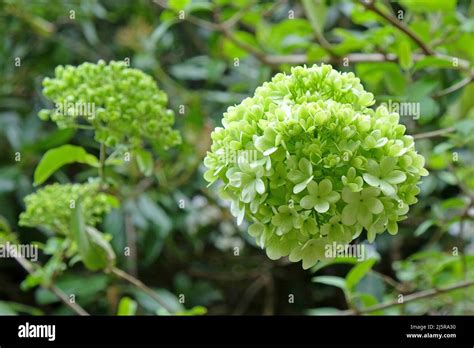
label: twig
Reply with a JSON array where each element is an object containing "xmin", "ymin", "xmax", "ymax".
[
  {"xmin": 219, "ymin": 25, "xmax": 269, "ymax": 64},
  {"xmin": 124, "ymin": 214, "xmax": 138, "ymax": 277},
  {"xmin": 434, "ymin": 74, "xmax": 474, "ymax": 98},
  {"xmin": 110, "ymin": 266, "xmax": 175, "ymax": 314},
  {"xmin": 458, "ymin": 199, "xmax": 473, "ymax": 280},
  {"xmin": 220, "ymin": 1, "xmax": 256, "ymax": 30},
  {"xmin": 412, "ymin": 127, "xmax": 456, "ymax": 139},
  {"xmin": 188, "ymin": 268, "xmax": 261, "ymax": 281},
  {"xmin": 263, "ymin": 274, "xmax": 275, "ymax": 315},
  {"xmin": 372, "ymin": 270, "xmax": 406, "ymax": 293},
  {"xmin": 233, "ymin": 275, "xmax": 267, "ymax": 315},
  {"xmin": 339, "ymin": 279, "xmax": 474, "ymax": 315},
  {"xmin": 360, "ymin": 0, "xmax": 434, "ymax": 55},
  {"xmin": 153, "ymin": 1, "xmax": 471, "ymax": 70},
  {"xmin": 302, "ymin": 0, "xmax": 337, "ymax": 57},
  {"xmin": 262, "ymin": 0, "xmax": 287, "ymax": 18},
  {"xmin": 99, "ymin": 142, "xmax": 106, "ymax": 184},
  {"xmin": 14, "ymin": 255, "xmax": 90, "ymax": 316}
]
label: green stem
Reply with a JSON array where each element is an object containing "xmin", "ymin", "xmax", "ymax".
[
  {"xmin": 99, "ymin": 142, "xmax": 106, "ymax": 184},
  {"xmin": 340, "ymin": 279, "xmax": 474, "ymax": 315},
  {"xmin": 110, "ymin": 267, "xmax": 175, "ymax": 314}
]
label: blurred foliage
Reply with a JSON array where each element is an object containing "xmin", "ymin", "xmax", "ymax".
[{"xmin": 0, "ymin": 0, "xmax": 473, "ymax": 315}]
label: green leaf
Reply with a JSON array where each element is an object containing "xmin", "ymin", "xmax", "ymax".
[
  {"xmin": 36, "ymin": 274, "xmax": 109, "ymax": 306},
  {"xmin": 405, "ymin": 77, "xmax": 439, "ymax": 100},
  {"xmin": 34, "ymin": 145, "xmax": 98, "ymax": 185},
  {"xmin": 311, "ymin": 257, "xmax": 360, "ymax": 273},
  {"xmin": 168, "ymin": 0, "xmax": 190, "ymax": 12},
  {"xmin": 312, "ymin": 276, "xmax": 347, "ymax": 290},
  {"xmin": 222, "ymin": 31, "xmax": 258, "ymax": 59},
  {"xmin": 418, "ymin": 97, "xmax": 439, "ymax": 124},
  {"xmin": 117, "ymin": 296, "xmax": 138, "ymax": 315},
  {"xmin": 26, "ymin": 128, "xmax": 76, "ymax": 152},
  {"xmin": 170, "ymin": 56, "xmax": 226, "ymax": 82},
  {"xmin": 454, "ymin": 118, "xmax": 474, "ymax": 137},
  {"xmin": 414, "ymin": 219, "xmax": 434, "ymax": 237},
  {"xmin": 352, "ymin": 293, "xmax": 382, "ymax": 314},
  {"xmin": 398, "ymin": 39, "xmax": 413, "ymax": 70},
  {"xmin": 137, "ymin": 195, "xmax": 172, "ymax": 234},
  {"xmin": 306, "ymin": 307, "xmax": 341, "ymax": 315},
  {"xmin": 176, "ymin": 305, "xmax": 207, "ymax": 316},
  {"xmin": 302, "ymin": 0, "xmax": 327, "ymax": 35},
  {"xmin": 71, "ymin": 200, "xmax": 115, "ymax": 271},
  {"xmin": 345, "ymin": 259, "xmax": 377, "ymax": 291},
  {"xmin": 414, "ymin": 56, "xmax": 457, "ymax": 71},
  {"xmin": 135, "ymin": 149, "xmax": 153, "ymax": 177},
  {"xmin": 383, "ymin": 65, "xmax": 406, "ymax": 95},
  {"xmin": 0, "ymin": 301, "xmax": 42, "ymax": 315},
  {"xmin": 400, "ymin": 0, "xmax": 456, "ymax": 13}
]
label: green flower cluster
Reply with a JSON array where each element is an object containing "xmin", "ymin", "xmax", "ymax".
[
  {"xmin": 38, "ymin": 60, "xmax": 181, "ymax": 149},
  {"xmin": 204, "ymin": 64, "xmax": 428, "ymax": 269},
  {"xmin": 19, "ymin": 183, "xmax": 119, "ymax": 235}
]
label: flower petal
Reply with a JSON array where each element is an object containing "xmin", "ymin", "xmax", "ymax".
[
  {"xmin": 387, "ymin": 221, "xmax": 398, "ymax": 235},
  {"xmin": 298, "ymin": 158, "xmax": 313, "ymax": 176},
  {"xmin": 306, "ymin": 180, "xmax": 319, "ymax": 195},
  {"xmin": 318, "ymin": 179, "xmax": 332, "ymax": 196},
  {"xmin": 380, "ymin": 181, "xmax": 396, "ymax": 196},
  {"xmin": 293, "ymin": 175, "xmax": 314, "ymax": 194},
  {"xmin": 326, "ymin": 191, "xmax": 340, "ymax": 204},
  {"xmin": 361, "ymin": 186, "xmax": 380, "ymax": 199},
  {"xmin": 342, "ymin": 204, "xmax": 357, "ymax": 225},
  {"xmin": 357, "ymin": 204, "xmax": 372, "ymax": 228},
  {"xmin": 367, "ymin": 228, "xmax": 376, "ymax": 243},
  {"xmin": 301, "ymin": 218, "xmax": 318, "ymax": 236},
  {"xmin": 363, "ymin": 173, "xmax": 381, "ymax": 188},
  {"xmin": 314, "ymin": 199, "xmax": 330, "ymax": 213},
  {"xmin": 289, "ymin": 244, "xmax": 304, "ymax": 262},
  {"xmin": 385, "ymin": 170, "xmax": 406, "ymax": 184},
  {"xmin": 300, "ymin": 195, "xmax": 316, "ymax": 210},
  {"xmin": 248, "ymin": 222, "xmax": 264, "ymax": 238},
  {"xmin": 342, "ymin": 187, "xmax": 359, "ymax": 203},
  {"xmin": 380, "ymin": 157, "xmax": 397, "ymax": 176},
  {"xmin": 255, "ymin": 178, "xmax": 266, "ymax": 194},
  {"xmin": 266, "ymin": 238, "xmax": 283, "ymax": 260},
  {"xmin": 365, "ymin": 197, "xmax": 384, "ymax": 214}
]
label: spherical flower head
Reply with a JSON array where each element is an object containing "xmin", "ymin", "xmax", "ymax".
[
  {"xmin": 19, "ymin": 183, "xmax": 119, "ymax": 235},
  {"xmin": 38, "ymin": 60, "xmax": 181, "ymax": 150},
  {"xmin": 204, "ymin": 64, "xmax": 428, "ymax": 269}
]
